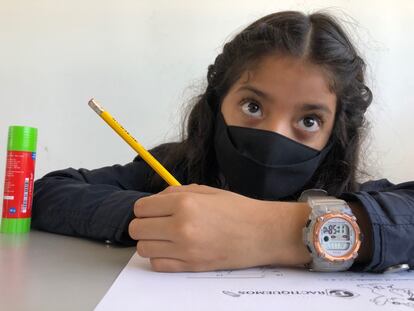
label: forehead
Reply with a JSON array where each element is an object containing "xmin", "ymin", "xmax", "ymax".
[{"xmin": 232, "ymin": 55, "xmax": 336, "ymax": 109}]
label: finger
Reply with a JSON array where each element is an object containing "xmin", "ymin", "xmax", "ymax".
[
  {"xmin": 149, "ymin": 258, "xmax": 213, "ymax": 272},
  {"xmin": 134, "ymin": 194, "xmax": 176, "ymax": 218},
  {"xmin": 149, "ymin": 257, "xmax": 189, "ymax": 272},
  {"xmin": 137, "ymin": 240, "xmax": 180, "ymax": 259},
  {"xmin": 160, "ymin": 184, "xmax": 219, "ymax": 195},
  {"xmin": 129, "ymin": 217, "xmax": 174, "ymax": 241}
]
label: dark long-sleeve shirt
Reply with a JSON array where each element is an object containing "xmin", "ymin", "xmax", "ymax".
[{"xmin": 32, "ymin": 144, "xmax": 414, "ymax": 273}]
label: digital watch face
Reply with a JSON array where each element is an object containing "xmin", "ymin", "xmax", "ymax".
[{"xmin": 318, "ymin": 217, "xmax": 356, "ymax": 257}]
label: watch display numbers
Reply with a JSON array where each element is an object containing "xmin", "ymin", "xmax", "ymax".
[
  {"xmin": 322, "ymin": 223, "xmax": 349, "ymax": 235},
  {"xmin": 320, "ymin": 220, "xmax": 354, "ymax": 255}
]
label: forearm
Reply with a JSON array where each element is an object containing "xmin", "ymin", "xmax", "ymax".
[{"xmin": 32, "ymin": 175, "xmax": 147, "ymax": 243}]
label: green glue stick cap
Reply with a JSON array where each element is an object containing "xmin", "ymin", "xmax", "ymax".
[{"xmin": 7, "ymin": 126, "xmax": 38, "ymax": 152}]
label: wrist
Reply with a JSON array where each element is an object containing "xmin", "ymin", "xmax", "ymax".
[
  {"xmin": 347, "ymin": 201, "xmax": 372, "ymax": 264},
  {"xmin": 254, "ymin": 200, "xmax": 312, "ymax": 267}
]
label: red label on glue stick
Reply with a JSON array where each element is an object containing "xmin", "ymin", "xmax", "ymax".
[{"xmin": 2, "ymin": 151, "xmax": 36, "ymax": 219}]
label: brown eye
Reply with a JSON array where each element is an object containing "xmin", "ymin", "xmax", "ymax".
[
  {"xmin": 298, "ymin": 116, "xmax": 321, "ymax": 132},
  {"xmin": 241, "ymin": 101, "xmax": 263, "ymax": 118}
]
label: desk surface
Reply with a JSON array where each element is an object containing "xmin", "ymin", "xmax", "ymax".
[{"xmin": 0, "ymin": 230, "xmax": 135, "ymax": 311}]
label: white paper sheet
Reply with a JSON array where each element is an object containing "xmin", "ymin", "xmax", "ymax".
[{"xmin": 95, "ymin": 254, "xmax": 414, "ymax": 311}]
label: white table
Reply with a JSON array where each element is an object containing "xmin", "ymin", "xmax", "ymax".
[{"xmin": 0, "ymin": 230, "xmax": 135, "ymax": 311}]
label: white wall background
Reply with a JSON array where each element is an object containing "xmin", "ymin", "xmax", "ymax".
[{"xmin": 1, "ymin": 0, "xmax": 413, "ymax": 211}]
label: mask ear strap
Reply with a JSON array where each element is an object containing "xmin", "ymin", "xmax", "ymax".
[
  {"xmin": 320, "ymin": 132, "xmax": 334, "ymax": 151},
  {"xmin": 317, "ymin": 140, "xmax": 334, "ymax": 164}
]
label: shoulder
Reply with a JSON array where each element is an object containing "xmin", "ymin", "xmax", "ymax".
[{"xmin": 358, "ymin": 179, "xmax": 395, "ymax": 191}]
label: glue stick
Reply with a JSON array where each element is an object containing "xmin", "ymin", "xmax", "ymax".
[{"xmin": 1, "ymin": 126, "xmax": 38, "ymax": 233}]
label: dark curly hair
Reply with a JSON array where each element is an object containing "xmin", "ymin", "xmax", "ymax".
[{"xmin": 147, "ymin": 10, "xmax": 372, "ymax": 198}]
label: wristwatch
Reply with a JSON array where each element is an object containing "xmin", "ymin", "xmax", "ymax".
[{"xmin": 299, "ymin": 189, "xmax": 363, "ymax": 272}]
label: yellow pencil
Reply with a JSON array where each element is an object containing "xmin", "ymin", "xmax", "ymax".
[{"xmin": 88, "ymin": 98, "xmax": 181, "ymax": 186}]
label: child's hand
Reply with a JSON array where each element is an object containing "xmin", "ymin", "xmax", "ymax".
[{"xmin": 128, "ymin": 184, "xmax": 286, "ymax": 272}]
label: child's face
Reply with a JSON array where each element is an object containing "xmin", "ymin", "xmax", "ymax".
[{"xmin": 221, "ymin": 55, "xmax": 337, "ymax": 151}]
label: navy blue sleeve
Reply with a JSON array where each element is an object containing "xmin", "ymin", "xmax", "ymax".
[
  {"xmin": 32, "ymin": 159, "xmax": 154, "ymax": 245},
  {"xmin": 340, "ymin": 179, "xmax": 414, "ymax": 272}
]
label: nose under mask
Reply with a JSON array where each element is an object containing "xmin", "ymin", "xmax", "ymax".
[{"xmin": 214, "ymin": 111, "xmax": 332, "ymax": 200}]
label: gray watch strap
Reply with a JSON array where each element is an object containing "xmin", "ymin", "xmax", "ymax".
[{"xmin": 307, "ymin": 253, "xmax": 354, "ymax": 272}]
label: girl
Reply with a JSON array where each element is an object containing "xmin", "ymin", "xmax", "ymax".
[{"xmin": 33, "ymin": 11, "xmax": 414, "ymax": 273}]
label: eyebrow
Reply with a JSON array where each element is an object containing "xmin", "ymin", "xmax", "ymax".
[
  {"xmin": 237, "ymin": 85, "xmax": 271, "ymax": 101},
  {"xmin": 300, "ymin": 103, "xmax": 333, "ymax": 115},
  {"xmin": 237, "ymin": 84, "xmax": 333, "ymax": 115}
]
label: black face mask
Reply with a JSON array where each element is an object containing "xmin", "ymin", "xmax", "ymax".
[{"xmin": 214, "ymin": 111, "xmax": 332, "ymax": 200}]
